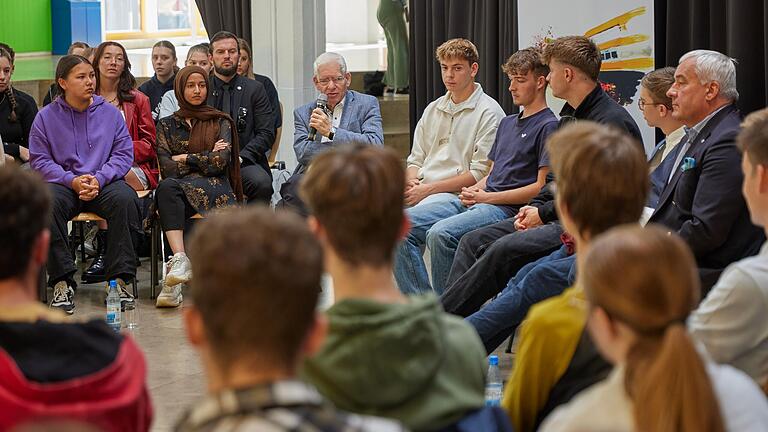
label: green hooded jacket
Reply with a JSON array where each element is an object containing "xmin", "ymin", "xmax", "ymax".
[{"xmin": 302, "ymin": 294, "xmax": 486, "ymax": 431}]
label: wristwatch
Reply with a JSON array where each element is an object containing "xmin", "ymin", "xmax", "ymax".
[{"xmin": 328, "ymin": 127, "xmax": 336, "ymax": 141}]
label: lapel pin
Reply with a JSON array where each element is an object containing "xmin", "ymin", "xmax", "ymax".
[{"xmin": 237, "ymin": 86, "xmax": 242, "ymax": 91}]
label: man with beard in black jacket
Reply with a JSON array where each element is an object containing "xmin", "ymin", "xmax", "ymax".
[{"xmin": 207, "ymin": 31, "xmax": 275, "ymax": 204}]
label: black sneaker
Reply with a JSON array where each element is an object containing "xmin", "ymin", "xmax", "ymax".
[{"xmin": 50, "ymin": 281, "xmax": 75, "ymax": 315}]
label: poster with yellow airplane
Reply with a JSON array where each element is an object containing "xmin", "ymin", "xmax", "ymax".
[{"xmin": 519, "ymin": 1, "xmax": 655, "ymax": 153}]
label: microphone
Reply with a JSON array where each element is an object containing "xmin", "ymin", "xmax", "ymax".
[{"xmin": 308, "ymin": 93, "xmax": 329, "ymax": 141}]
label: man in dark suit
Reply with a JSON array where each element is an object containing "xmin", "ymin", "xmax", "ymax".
[
  {"xmin": 207, "ymin": 31, "xmax": 275, "ymax": 204},
  {"xmin": 650, "ymin": 49, "xmax": 764, "ymax": 292}
]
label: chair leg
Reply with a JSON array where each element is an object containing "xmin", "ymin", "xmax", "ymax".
[
  {"xmin": 150, "ymin": 219, "xmax": 159, "ymax": 299},
  {"xmin": 79, "ymin": 222, "xmax": 86, "ymax": 263}
]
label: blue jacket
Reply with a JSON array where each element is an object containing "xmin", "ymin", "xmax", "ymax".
[
  {"xmin": 649, "ymin": 104, "xmax": 765, "ymax": 291},
  {"xmin": 293, "ymin": 89, "xmax": 383, "ymax": 173}
]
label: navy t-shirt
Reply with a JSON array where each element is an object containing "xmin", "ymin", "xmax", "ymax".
[{"xmin": 486, "ymin": 108, "xmax": 558, "ymax": 216}]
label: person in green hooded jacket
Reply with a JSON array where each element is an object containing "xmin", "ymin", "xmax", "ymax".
[{"xmin": 299, "ymin": 143, "xmax": 487, "ymax": 431}]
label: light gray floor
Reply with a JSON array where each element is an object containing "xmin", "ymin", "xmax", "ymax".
[
  {"xmin": 51, "ymin": 260, "xmax": 203, "ymax": 432},
  {"xmin": 54, "ymin": 254, "xmax": 512, "ymax": 431}
]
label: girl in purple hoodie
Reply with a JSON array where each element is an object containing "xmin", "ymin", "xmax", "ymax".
[{"xmin": 29, "ymin": 55, "xmax": 141, "ymax": 314}]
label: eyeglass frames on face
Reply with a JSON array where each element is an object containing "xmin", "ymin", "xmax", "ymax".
[
  {"xmin": 638, "ymin": 99, "xmax": 664, "ymax": 111},
  {"xmin": 317, "ymin": 76, "xmax": 346, "ymax": 87}
]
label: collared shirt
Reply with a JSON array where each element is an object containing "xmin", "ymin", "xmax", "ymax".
[
  {"xmin": 322, "ymin": 95, "xmax": 346, "ymax": 143},
  {"xmin": 690, "ymin": 241, "xmax": 768, "ymax": 383},
  {"xmin": 668, "ymin": 104, "xmax": 732, "ymax": 183},
  {"xmin": 210, "ymin": 75, "xmax": 236, "ymax": 118},
  {"xmin": 649, "ymin": 126, "xmax": 686, "ymax": 171},
  {"xmin": 175, "ymin": 379, "xmax": 403, "ymax": 432}
]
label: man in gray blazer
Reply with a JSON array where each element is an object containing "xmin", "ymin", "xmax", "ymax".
[{"xmin": 279, "ymin": 52, "xmax": 384, "ymax": 215}]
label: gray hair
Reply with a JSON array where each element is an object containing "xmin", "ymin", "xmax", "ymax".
[
  {"xmin": 679, "ymin": 49, "xmax": 739, "ymax": 101},
  {"xmin": 313, "ymin": 52, "xmax": 347, "ymax": 77}
]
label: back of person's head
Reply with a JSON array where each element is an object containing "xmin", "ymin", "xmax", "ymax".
[
  {"xmin": 679, "ymin": 49, "xmax": 739, "ymax": 102},
  {"xmin": 739, "ymin": 108, "xmax": 768, "ymax": 165},
  {"xmin": 641, "ymin": 66, "xmax": 675, "ymax": 108},
  {"xmin": 501, "ymin": 46, "xmax": 548, "ymax": 79},
  {"xmin": 435, "ymin": 38, "xmax": 479, "ymax": 66},
  {"xmin": 0, "ymin": 165, "xmax": 50, "ymax": 281},
  {"xmin": 66, "ymin": 41, "xmax": 90, "ymax": 56},
  {"xmin": 542, "ymin": 35, "xmax": 601, "ymax": 81},
  {"xmin": 583, "ymin": 225, "xmax": 725, "ymax": 432},
  {"xmin": 547, "ymin": 122, "xmax": 647, "ymax": 239},
  {"xmin": 301, "ymin": 144, "xmax": 405, "ymax": 268},
  {"xmin": 737, "ymin": 108, "xmax": 768, "ymax": 227},
  {"xmin": 188, "ymin": 207, "xmax": 323, "ymax": 369}
]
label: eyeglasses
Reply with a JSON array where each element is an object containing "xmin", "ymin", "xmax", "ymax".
[
  {"xmin": 317, "ymin": 76, "xmax": 346, "ymax": 87},
  {"xmin": 638, "ymin": 99, "xmax": 665, "ymax": 111}
]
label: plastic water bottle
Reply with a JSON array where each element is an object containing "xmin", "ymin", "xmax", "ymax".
[
  {"xmin": 106, "ymin": 280, "xmax": 121, "ymax": 333},
  {"xmin": 485, "ymin": 355, "xmax": 502, "ymax": 406}
]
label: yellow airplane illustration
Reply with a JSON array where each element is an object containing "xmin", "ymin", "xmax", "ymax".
[
  {"xmin": 580, "ymin": 6, "xmax": 653, "ymax": 71},
  {"xmin": 584, "ymin": 6, "xmax": 646, "ymax": 38}
]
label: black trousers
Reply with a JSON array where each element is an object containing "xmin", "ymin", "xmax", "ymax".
[
  {"xmin": 156, "ymin": 179, "xmax": 197, "ymax": 231},
  {"xmin": 440, "ymin": 219, "xmax": 564, "ymax": 316},
  {"xmin": 277, "ymin": 172, "xmax": 309, "ymax": 217},
  {"xmin": 241, "ymin": 163, "xmax": 272, "ymax": 204},
  {"xmin": 48, "ymin": 181, "xmax": 140, "ymax": 286}
]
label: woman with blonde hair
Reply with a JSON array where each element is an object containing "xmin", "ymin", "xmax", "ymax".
[{"xmin": 541, "ymin": 225, "xmax": 768, "ymax": 432}]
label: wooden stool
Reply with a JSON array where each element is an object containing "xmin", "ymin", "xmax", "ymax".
[{"xmin": 39, "ymin": 191, "xmax": 151, "ymax": 303}]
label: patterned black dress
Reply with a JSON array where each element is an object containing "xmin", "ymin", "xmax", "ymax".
[{"xmin": 156, "ymin": 114, "xmax": 237, "ymax": 213}]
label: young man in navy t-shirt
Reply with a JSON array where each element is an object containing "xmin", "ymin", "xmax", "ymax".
[{"xmin": 394, "ymin": 47, "xmax": 558, "ymax": 295}]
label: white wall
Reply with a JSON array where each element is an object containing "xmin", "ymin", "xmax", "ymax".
[{"xmin": 326, "ymin": 0, "xmax": 382, "ymax": 44}]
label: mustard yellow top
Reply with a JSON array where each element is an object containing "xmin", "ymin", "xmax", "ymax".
[{"xmin": 502, "ymin": 286, "xmax": 588, "ymax": 432}]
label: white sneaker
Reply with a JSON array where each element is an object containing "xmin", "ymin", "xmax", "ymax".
[
  {"xmin": 165, "ymin": 252, "xmax": 192, "ymax": 286},
  {"xmin": 156, "ymin": 282, "xmax": 183, "ymax": 308}
]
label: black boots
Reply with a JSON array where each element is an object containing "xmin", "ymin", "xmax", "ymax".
[{"xmin": 82, "ymin": 230, "xmax": 107, "ymax": 283}]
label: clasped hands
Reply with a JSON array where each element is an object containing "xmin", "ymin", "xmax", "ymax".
[
  {"xmin": 458, "ymin": 184, "xmax": 492, "ymax": 207},
  {"xmin": 404, "ymin": 178, "xmax": 434, "ymax": 207},
  {"xmin": 514, "ymin": 205, "xmax": 543, "ymax": 231},
  {"xmin": 71, "ymin": 175, "xmax": 100, "ymax": 202}
]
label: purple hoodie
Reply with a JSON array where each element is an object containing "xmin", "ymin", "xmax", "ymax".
[{"xmin": 29, "ymin": 95, "xmax": 133, "ymax": 188}]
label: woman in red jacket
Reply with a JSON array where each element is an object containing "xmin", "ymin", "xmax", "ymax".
[{"xmin": 83, "ymin": 41, "xmax": 158, "ymax": 283}]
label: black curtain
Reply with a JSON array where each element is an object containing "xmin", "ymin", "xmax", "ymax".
[
  {"xmin": 409, "ymin": 0, "xmax": 519, "ymax": 143},
  {"xmin": 195, "ymin": 0, "xmax": 252, "ymax": 47},
  {"xmin": 410, "ymin": 0, "xmax": 768, "ymax": 144},
  {"xmin": 658, "ymin": 0, "xmax": 768, "ymax": 117}
]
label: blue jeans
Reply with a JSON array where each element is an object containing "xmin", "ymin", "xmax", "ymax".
[
  {"xmin": 394, "ymin": 193, "xmax": 510, "ymax": 295},
  {"xmin": 466, "ymin": 245, "xmax": 577, "ymax": 353}
]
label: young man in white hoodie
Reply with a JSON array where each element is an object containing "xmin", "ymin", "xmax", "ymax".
[{"xmin": 397, "ymin": 46, "xmax": 557, "ymax": 295}]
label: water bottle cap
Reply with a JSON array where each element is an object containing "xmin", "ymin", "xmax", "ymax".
[
  {"xmin": 109, "ymin": 280, "xmax": 117, "ymax": 288},
  {"xmin": 489, "ymin": 355, "xmax": 498, "ymax": 366}
]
